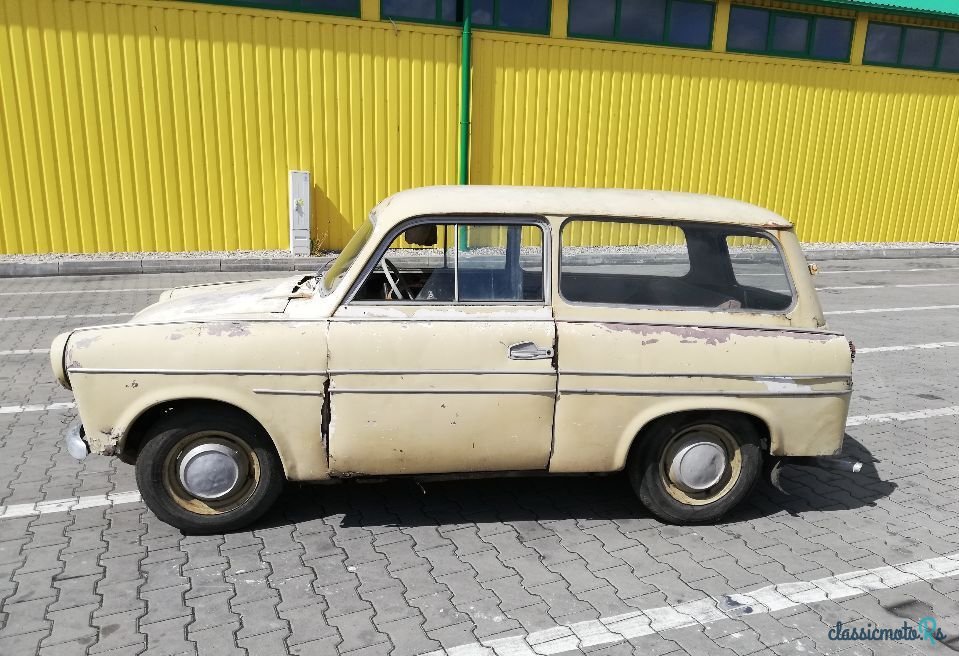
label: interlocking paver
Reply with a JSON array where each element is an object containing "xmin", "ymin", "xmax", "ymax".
[{"xmin": 2, "ymin": 261, "xmax": 959, "ymax": 655}]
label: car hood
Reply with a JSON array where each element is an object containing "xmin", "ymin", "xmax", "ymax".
[{"xmin": 132, "ymin": 276, "xmax": 310, "ymax": 322}]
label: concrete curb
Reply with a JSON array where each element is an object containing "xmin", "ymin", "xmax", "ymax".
[{"xmin": 0, "ymin": 245, "xmax": 957, "ymax": 278}]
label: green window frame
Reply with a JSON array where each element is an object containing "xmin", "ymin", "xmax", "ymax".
[
  {"xmin": 185, "ymin": 0, "xmax": 361, "ymax": 17},
  {"xmin": 863, "ymin": 22, "xmax": 959, "ymax": 73},
  {"xmin": 567, "ymin": 0, "xmax": 716, "ymax": 50},
  {"xmin": 727, "ymin": 5, "xmax": 854, "ymax": 62},
  {"xmin": 379, "ymin": 0, "xmax": 552, "ymax": 35}
]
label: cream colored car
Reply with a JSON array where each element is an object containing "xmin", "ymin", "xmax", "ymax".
[{"xmin": 51, "ymin": 186, "xmax": 853, "ymax": 533}]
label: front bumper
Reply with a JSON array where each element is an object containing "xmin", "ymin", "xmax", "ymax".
[{"xmin": 65, "ymin": 421, "xmax": 90, "ymax": 460}]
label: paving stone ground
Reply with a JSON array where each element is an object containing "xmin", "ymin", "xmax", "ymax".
[{"xmin": 0, "ymin": 258, "xmax": 958, "ymax": 655}]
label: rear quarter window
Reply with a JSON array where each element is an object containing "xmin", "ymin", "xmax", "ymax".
[{"xmin": 560, "ymin": 218, "xmax": 793, "ymax": 312}]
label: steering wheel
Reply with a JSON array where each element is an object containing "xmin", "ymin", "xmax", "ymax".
[{"xmin": 380, "ymin": 258, "xmax": 412, "ymax": 300}]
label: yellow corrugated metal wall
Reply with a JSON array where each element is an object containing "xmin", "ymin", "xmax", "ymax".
[
  {"xmin": 471, "ymin": 30, "xmax": 959, "ymax": 243},
  {"xmin": 1, "ymin": 0, "xmax": 958, "ymax": 253},
  {"xmin": 0, "ymin": 0, "xmax": 459, "ymax": 254}
]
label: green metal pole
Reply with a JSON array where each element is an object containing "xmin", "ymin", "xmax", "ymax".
[{"xmin": 458, "ymin": 0, "xmax": 472, "ymax": 250}]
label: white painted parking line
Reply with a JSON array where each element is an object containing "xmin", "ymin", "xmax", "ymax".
[
  {"xmin": 419, "ymin": 553, "xmax": 959, "ymax": 656},
  {"xmin": 818, "ymin": 283, "xmax": 959, "ymax": 290},
  {"xmin": 0, "ymin": 287, "xmax": 167, "ymax": 296},
  {"xmin": 0, "ymin": 491, "xmax": 142, "ymax": 519},
  {"xmin": 857, "ymin": 342, "xmax": 959, "ymax": 354},
  {"xmin": 847, "ymin": 406, "xmax": 959, "ymax": 426},
  {"xmin": 817, "ymin": 266, "xmax": 959, "ymax": 275},
  {"xmin": 0, "ymin": 312, "xmax": 133, "ymax": 322},
  {"xmin": 0, "ymin": 349, "xmax": 47, "ymax": 356},
  {"xmin": 0, "ymin": 401, "xmax": 75, "ymax": 414},
  {"xmin": 825, "ymin": 305, "xmax": 959, "ymax": 315}
]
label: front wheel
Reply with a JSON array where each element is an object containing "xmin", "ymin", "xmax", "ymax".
[
  {"xmin": 135, "ymin": 409, "xmax": 284, "ymax": 534},
  {"xmin": 628, "ymin": 414, "xmax": 762, "ymax": 524}
]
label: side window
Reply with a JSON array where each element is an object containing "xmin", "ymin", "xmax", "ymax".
[
  {"xmin": 353, "ymin": 220, "xmax": 545, "ymax": 303},
  {"xmin": 560, "ymin": 218, "xmax": 793, "ymax": 312},
  {"xmin": 724, "ymin": 234, "xmax": 793, "ymax": 311}
]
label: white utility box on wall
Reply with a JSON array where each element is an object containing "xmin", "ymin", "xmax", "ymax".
[{"xmin": 289, "ymin": 170, "xmax": 311, "ymax": 255}]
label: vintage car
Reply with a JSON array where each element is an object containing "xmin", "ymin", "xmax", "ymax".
[{"xmin": 51, "ymin": 186, "xmax": 854, "ymax": 533}]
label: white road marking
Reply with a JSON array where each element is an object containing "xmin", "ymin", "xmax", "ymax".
[
  {"xmin": 0, "ymin": 287, "xmax": 167, "ymax": 296},
  {"xmin": 0, "ymin": 401, "xmax": 76, "ymax": 414},
  {"xmin": 0, "ymin": 491, "xmax": 142, "ymax": 519},
  {"xmin": 0, "ymin": 312, "xmax": 133, "ymax": 322},
  {"xmin": 818, "ymin": 283, "xmax": 959, "ymax": 290},
  {"xmin": 847, "ymin": 405, "xmax": 959, "ymax": 426},
  {"xmin": 824, "ymin": 305, "xmax": 959, "ymax": 315},
  {"xmin": 419, "ymin": 553, "xmax": 959, "ymax": 656},
  {"xmin": 817, "ymin": 266, "xmax": 959, "ymax": 275},
  {"xmin": 857, "ymin": 341, "xmax": 959, "ymax": 354},
  {"xmin": 0, "ymin": 349, "xmax": 47, "ymax": 356}
]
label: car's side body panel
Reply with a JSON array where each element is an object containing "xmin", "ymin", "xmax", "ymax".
[
  {"xmin": 549, "ymin": 320, "xmax": 852, "ymax": 473},
  {"xmin": 63, "ymin": 320, "xmax": 331, "ymax": 481},
  {"xmin": 326, "ymin": 304, "xmax": 557, "ymax": 475}
]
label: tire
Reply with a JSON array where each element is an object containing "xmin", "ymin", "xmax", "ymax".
[
  {"xmin": 135, "ymin": 409, "xmax": 284, "ymax": 534},
  {"xmin": 628, "ymin": 413, "xmax": 762, "ymax": 525}
]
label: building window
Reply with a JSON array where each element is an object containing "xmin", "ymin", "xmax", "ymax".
[
  {"xmin": 187, "ymin": 0, "xmax": 360, "ymax": 16},
  {"xmin": 864, "ymin": 22, "xmax": 959, "ymax": 72},
  {"xmin": 381, "ymin": 0, "xmax": 551, "ymax": 34},
  {"xmin": 568, "ymin": 0, "xmax": 715, "ymax": 49},
  {"xmin": 728, "ymin": 6, "xmax": 852, "ymax": 61}
]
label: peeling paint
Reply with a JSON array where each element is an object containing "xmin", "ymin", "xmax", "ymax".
[{"xmin": 204, "ymin": 322, "xmax": 251, "ymax": 338}]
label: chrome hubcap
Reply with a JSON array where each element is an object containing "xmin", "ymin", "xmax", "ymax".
[
  {"xmin": 178, "ymin": 443, "xmax": 247, "ymax": 500},
  {"xmin": 667, "ymin": 438, "xmax": 728, "ymax": 493}
]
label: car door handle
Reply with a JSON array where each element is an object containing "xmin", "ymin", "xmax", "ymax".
[{"xmin": 508, "ymin": 341, "xmax": 554, "ymax": 360}]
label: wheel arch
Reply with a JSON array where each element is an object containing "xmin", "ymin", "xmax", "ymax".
[
  {"xmin": 613, "ymin": 400, "xmax": 777, "ymax": 471},
  {"xmin": 119, "ymin": 398, "xmax": 277, "ymax": 466}
]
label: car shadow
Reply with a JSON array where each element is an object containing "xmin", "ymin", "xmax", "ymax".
[{"xmin": 253, "ymin": 433, "xmax": 895, "ymax": 532}]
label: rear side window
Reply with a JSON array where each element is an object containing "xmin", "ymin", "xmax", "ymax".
[{"xmin": 560, "ymin": 218, "xmax": 793, "ymax": 312}]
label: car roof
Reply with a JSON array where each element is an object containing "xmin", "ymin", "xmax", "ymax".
[{"xmin": 370, "ymin": 186, "xmax": 793, "ymax": 230}]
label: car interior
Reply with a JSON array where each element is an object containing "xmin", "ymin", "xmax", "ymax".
[
  {"xmin": 560, "ymin": 224, "xmax": 794, "ymax": 312},
  {"xmin": 352, "ymin": 223, "xmax": 545, "ymax": 303},
  {"xmin": 351, "ymin": 219, "xmax": 792, "ymax": 312}
]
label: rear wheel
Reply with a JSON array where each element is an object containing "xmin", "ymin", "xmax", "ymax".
[
  {"xmin": 628, "ymin": 413, "xmax": 762, "ymax": 524},
  {"xmin": 135, "ymin": 409, "xmax": 284, "ymax": 534}
]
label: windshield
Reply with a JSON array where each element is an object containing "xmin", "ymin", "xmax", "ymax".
[{"xmin": 322, "ymin": 218, "xmax": 374, "ymax": 292}]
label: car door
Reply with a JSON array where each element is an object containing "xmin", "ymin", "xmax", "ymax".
[{"xmin": 326, "ymin": 218, "xmax": 557, "ymax": 475}]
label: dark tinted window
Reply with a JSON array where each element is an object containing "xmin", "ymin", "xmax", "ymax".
[
  {"xmin": 811, "ymin": 17, "xmax": 853, "ymax": 61},
  {"xmin": 727, "ymin": 6, "xmax": 769, "ymax": 52},
  {"xmin": 382, "ymin": 0, "xmax": 434, "ymax": 20},
  {"xmin": 668, "ymin": 1, "xmax": 714, "ymax": 47},
  {"xmin": 864, "ymin": 23, "xmax": 902, "ymax": 64},
  {"xmin": 728, "ymin": 6, "xmax": 852, "ymax": 62},
  {"xmin": 569, "ymin": 0, "xmax": 616, "ymax": 36},
  {"xmin": 191, "ymin": 0, "xmax": 360, "ymax": 15},
  {"xmin": 901, "ymin": 27, "xmax": 939, "ymax": 68},
  {"xmin": 864, "ymin": 22, "xmax": 959, "ymax": 72},
  {"xmin": 382, "ymin": 0, "xmax": 550, "ymax": 32},
  {"xmin": 941, "ymin": 32, "xmax": 959, "ymax": 71},
  {"xmin": 771, "ymin": 14, "xmax": 809, "ymax": 53},
  {"xmin": 620, "ymin": 0, "xmax": 667, "ymax": 43},
  {"xmin": 498, "ymin": 0, "xmax": 551, "ymax": 32},
  {"xmin": 569, "ymin": 0, "xmax": 713, "ymax": 47}
]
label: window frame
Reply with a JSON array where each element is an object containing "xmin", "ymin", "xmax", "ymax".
[
  {"xmin": 567, "ymin": 0, "xmax": 716, "ymax": 51},
  {"xmin": 557, "ymin": 216, "xmax": 798, "ymax": 316},
  {"xmin": 185, "ymin": 0, "xmax": 361, "ymax": 18},
  {"xmin": 863, "ymin": 21, "xmax": 959, "ymax": 73},
  {"xmin": 379, "ymin": 0, "xmax": 552, "ymax": 35},
  {"xmin": 344, "ymin": 215, "xmax": 552, "ymax": 306},
  {"xmin": 726, "ymin": 5, "xmax": 854, "ymax": 63}
]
